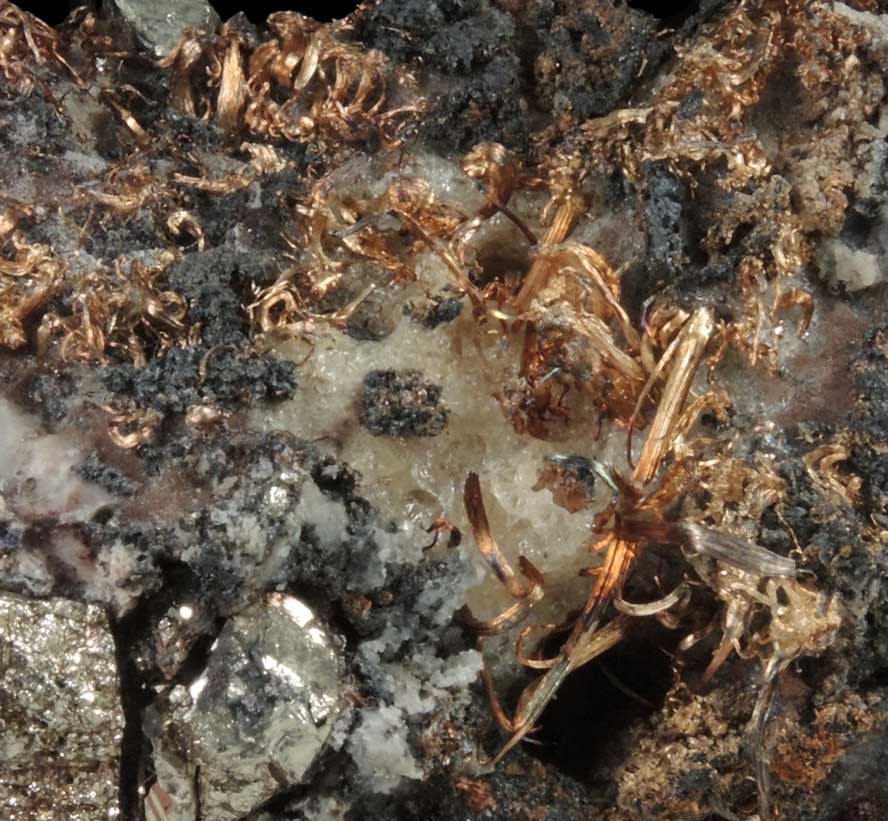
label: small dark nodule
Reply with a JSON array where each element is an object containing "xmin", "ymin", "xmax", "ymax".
[
  {"xmin": 404, "ymin": 294, "xmax": 464, "ymax": 330},
  {"xmin": 360, "ymin": 369, "xmax": 449, "ymax": 437}
]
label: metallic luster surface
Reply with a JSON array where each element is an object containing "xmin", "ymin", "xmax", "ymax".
[
  {"xmin": 0, "ymin": 592, "xmax": 123, "ymax": 820},
  {"xmin": 146, "ymin": 594, "xmax": 346, "ymax": 820},
  {"xmin": 105, "ymin": 0, "xmax": 221, "ymax": 57}
]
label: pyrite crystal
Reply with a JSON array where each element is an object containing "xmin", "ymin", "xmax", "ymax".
[
  {"xmin": 0, "ymin": 592, "xmax": 123, "ymax": 820},
  {"xmin": 105, "ymin": 0, "xmax": 221, "ymax": 57},
  {"xmin": 2, "ymin": 0, "xmax": 888, "ymax": 819},
  {"xmin": 145, "ymin": 595, "xmax": 346, "ymax": 820}
]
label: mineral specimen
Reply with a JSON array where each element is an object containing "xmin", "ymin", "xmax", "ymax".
[{"xmin": 2, "ymin": 0, "xmax": 888, "ymax": 818}]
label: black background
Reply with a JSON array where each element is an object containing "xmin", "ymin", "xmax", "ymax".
[
  {"xmin": 14, "ymin": 1, "xmax": 362, "ymax": 25},
  {"xmin": 15, "ymin": 1, "xmax": 703, "ymax": 27}
]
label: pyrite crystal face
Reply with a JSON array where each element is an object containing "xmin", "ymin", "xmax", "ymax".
[
  {"xmin": 146, "ymin": 595, "xmax": 346, "ymax": 820},
  {"xmin": 2, "ymin": 0, "xmax": 888, "ymax": 818},
  {"xmin": 0, "ymin": 592, "xmax": 124, "ymax": 820},
  {"xmin": 105, "ymin": 0, "xmax": 221, "ymax": 58}
]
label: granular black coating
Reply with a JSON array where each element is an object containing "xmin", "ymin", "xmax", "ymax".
[{"xmin": 102, "ymin": 345, "xmax": 297, "ymax": 415}]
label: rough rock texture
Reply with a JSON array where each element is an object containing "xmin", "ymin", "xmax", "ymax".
[
  {"xmin": 522, "ymin": 0, "xmax": 660, "ymax": 120},
  {"xmin": 356, "ymin": 0, "xmax": 529, "ymax": 153},
  {"xmin": 0, "ymin": 592, "xmax": 123, "ymax": 820}
]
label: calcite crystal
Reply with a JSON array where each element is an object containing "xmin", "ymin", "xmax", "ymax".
[
  {"xmin": 0, "ymin": 592, "xmax": 123, "ymax": 820},
  {"xmin": 145, "ymin": 595, "xmax": 346, "ymax": 820}
]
